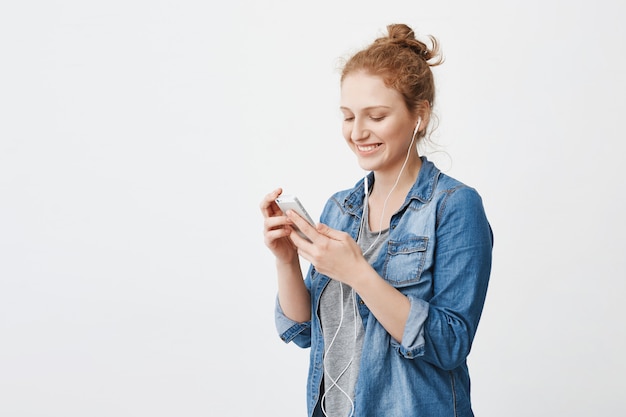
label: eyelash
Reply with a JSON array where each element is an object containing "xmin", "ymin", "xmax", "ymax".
[{"xmin": 343, "ymin": 116, "xmax": 386, "ymax": 122}]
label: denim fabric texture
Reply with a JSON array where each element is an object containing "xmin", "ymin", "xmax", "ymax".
[{"xmin": 275, "ymin": 157, "xmax": 493, "ymax": 417}]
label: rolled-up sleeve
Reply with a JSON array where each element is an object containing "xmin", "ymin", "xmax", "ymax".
[
  {"xmin": 274, "ymin": 297, "xmax": 312, "ymax": 348},
  {"xmin": 394, "ymin": 295, "xmax": 429, "ymax": 358}
]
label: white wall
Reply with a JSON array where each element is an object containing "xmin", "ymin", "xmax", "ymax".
[{"xmin": 1, "ymin": 1, "xmax": 624, "ymax": 416}]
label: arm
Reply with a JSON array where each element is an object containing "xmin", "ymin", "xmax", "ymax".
[
  {"xmin": 417, "ymin": 187, "xmax": 493, "ymax": 369},
  {"xmin": 260, "ymin": 188, "xmax": 311, "ymax": 324},
  {"xmin": 276, "ymin": 255, "xmax": 311, "ymax": 323},
  {"xmin": 340, "ymin": 260, "xmax": 412, "ymax": 343}
]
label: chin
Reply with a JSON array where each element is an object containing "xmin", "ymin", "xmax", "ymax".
[{"xmin": 357, "ymin": 160, "xmax": 377, "ymax": 172}]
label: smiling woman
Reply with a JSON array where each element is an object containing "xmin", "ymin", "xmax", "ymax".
[
  {"xmin": 340, "ymin": 72, "xmax": 421, "ymax": 177},
  {"xmin": 259, "ymin": 23, "xmax": 493, "ymax": 417}
]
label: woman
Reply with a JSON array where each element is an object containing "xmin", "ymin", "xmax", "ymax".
[{"xmin": 260, "ymin": 23, "xmax": 493, "ymax": 417}]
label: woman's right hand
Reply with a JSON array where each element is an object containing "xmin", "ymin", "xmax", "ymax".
[{"xmin": 260, "ymin": 188, "xmax": 299, "ymax": 263}]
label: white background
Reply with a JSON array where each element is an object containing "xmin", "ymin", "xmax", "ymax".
[{"xmin": 1, "ymin": 1, "xmax": 625, "ymax": 416}]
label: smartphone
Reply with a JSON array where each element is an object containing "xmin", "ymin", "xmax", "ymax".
[{"xmin": 275, "ymin": 195, "xmax": 316, "ymax": 242}]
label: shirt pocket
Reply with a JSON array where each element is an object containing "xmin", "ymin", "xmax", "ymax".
[{"xmin": 382, "ymin": 236, "xmax": 428, "ymax": 287}]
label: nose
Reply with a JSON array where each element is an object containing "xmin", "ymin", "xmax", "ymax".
[{"xmin": 351, "ymin": 118, "xmax": 369, "ymax": 141}]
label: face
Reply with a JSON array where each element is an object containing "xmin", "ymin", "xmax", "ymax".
[{"xmin": 340, "ymin": 71, "xmax": 420, "ymax": 174}]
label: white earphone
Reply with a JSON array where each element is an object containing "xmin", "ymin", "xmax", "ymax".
[
  {"xmin": 321, "ymin": 116, "xmax": 424, "ymax": 417},
  {"xmin": 413, "ymin": 117, "xmax": 422, "ymax": 139},
  {"xmin": 360, "ymin": 116, "xmax": 422, "ymax": 255}
]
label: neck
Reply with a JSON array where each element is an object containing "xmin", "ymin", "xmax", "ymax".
[{"xmin": 370, "ymin": 155, "xmax": 422, "ymax": 199}]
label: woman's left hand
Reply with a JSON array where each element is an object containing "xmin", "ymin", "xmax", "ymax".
[{"xmin": 285, "ymin": 210, "xmax": 370, "ymax": 287}]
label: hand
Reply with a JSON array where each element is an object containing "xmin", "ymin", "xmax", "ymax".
[
  {"xmin": 286, "ymin": 210, "xmax": 370, "ymax": 287},
  {"xmin": 259, "ymin": 188, "xmax": 299, "ymax": 263}
]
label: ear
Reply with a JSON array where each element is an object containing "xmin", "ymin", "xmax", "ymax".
[{"xmin": 414, "ymin": 100, "xmax": 431, "ymax": 133}]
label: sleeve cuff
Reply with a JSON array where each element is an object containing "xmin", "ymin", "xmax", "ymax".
[
  {"xmin": 274, "ymin": 296, "xmax": 312, "ymax": 345},
  {"xmin": 394, "ymin": 295, "xmax": 429, "ymax": 359}
]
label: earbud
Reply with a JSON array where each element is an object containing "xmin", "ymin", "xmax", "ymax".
[{"xmin": 412, "ymin": 117, "xmax": 422, "ymax": 139}]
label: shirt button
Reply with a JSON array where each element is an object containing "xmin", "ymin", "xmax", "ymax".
[{"xmin": 359, "ymin": 299, "xmax": 365, "ymax": 305}]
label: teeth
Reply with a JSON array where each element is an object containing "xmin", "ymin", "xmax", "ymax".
[{"xmin": 358, "ymin": 144, "xmax": 379, "ymax": 151}]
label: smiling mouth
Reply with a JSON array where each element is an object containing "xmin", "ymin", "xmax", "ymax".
[{"xmin": 357, "ymin": 144, "xmax": 381, "ymax": 152}]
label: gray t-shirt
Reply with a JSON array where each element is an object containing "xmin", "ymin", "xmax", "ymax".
[{"xmin": 318, "ymin": 210, "xmax": 388, "ymax": 416}]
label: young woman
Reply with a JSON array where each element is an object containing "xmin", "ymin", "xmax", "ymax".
[{"xmin": 260, "ymin": 23, "xmax": 493, "ymax": 417}]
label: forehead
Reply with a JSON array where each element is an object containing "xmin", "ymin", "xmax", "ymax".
[{"xmin": 340, "ymin": 71, "xmax": 404, "ymax": 110}]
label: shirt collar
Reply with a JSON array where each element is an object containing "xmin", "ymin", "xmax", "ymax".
[{"xmin": 341, "ymin": 156, "xmax": 441, "ymax": 215}]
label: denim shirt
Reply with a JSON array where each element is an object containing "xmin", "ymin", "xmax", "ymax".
[{"xmin": 275, "ymin": 157, "xmax": 493, "ymax": 417}]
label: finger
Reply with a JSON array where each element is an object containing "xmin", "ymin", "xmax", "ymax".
[
  {"xmin": 315, "ymin": 222, "xmax": 345, "ymax": 241},
  {"xmin": 263, "ymin": 215, "xmax": 289, "ymax": 232},
  {"xmin": 264, "ymin": 226, "xmax": 293, "ymax": 244},
  {"xmin": 259, "ymin": 188, "xmax": 283, "ymax": 217},
  {"xmin": 286, "ymin": 210, "xmax": 317, "ymax": 242}
]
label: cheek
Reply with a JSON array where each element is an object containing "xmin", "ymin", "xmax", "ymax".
[
  {"xmin": 342, "ymin": 125, "xmax": 352, "ymax": 142},
  {"xmin": 381, "ymin": 123, "xmax": 410, "ymax": 143}
]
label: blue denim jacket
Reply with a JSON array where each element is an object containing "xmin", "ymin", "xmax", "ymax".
[{"xmin": 275, "ymin": 157, "xmax": 493, "ymax": 417}]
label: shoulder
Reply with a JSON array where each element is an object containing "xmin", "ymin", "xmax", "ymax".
[
  {"xmin": 433, "ymin": 173, "xmax": 490, "ymax": 229},
  {"xmin": 434, "ymin": 172, "xmax": 484, "ymax": 204}
]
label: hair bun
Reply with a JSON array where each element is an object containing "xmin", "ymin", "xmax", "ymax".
[
  {"xmin": 387, "ymin": 23, "xmax": 416, "ymax": 41},
  {"xmin": 385, "ymin": 23, "xmax": 441, "ymax": 65}
]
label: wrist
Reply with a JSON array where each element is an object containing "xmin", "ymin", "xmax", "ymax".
[
  {"xmin": 276, "ymin": 255, "xmax": 301, "ymax": 272},
  {"xmin": 348, "ymin": 260, "xmax": 378, "ymax": 292}
]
